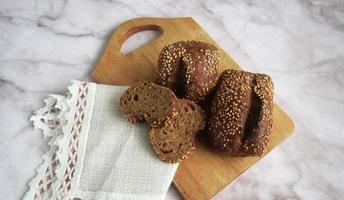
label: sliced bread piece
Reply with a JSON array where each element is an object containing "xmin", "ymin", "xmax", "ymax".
[
  {"xmin": 149, "ymin": 99, "xmax": 205, "ymax": 163},
  {"xmin": 119, "ymin": 82, "xmax": 178, "ymax": 128}
]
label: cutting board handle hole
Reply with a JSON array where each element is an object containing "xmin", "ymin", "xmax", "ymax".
[{"xmin": 120, "ymin": 25, "xmax": 162, "ymax": 54}]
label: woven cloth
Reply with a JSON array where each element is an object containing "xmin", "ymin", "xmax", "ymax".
[{"xmin": 24, "ymin": 81, "xmax": 178, "ymax": 200}]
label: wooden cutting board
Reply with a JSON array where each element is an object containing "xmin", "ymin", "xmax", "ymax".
[{"xmin": 92, "ymin": 17, "xmax": 294, "ymax": 200}]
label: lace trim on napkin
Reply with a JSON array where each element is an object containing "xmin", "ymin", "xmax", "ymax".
[
  {"xmin": 24, "ymin": 81, "xmax": 96, "ymax": 200},
  {"xmin": 57, "ymin": 82, "xmax": 90, "ymax": 199}
]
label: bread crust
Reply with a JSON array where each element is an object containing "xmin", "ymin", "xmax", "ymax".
[
  {"xmin": 207, "ymin": 69, "xmax": 274, "ymax": 156},
  {"xmin": 239, "ymin": 74, "xmax": 274, "ymax": 156},
  {"xmin": 156, "ymin": 41, "xmax": 220, "ymax": 103}
]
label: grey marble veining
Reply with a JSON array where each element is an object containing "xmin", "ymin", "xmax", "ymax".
[{"xmin": 1, "ymin": 0, "xmax": 344, "ymax": 199}]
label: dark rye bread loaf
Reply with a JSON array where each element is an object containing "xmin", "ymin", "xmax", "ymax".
[
  {"xmin": 149, "ymin": 99, "xmax": 205, "ymax": 163},
  {"xmin": 207, "ymin": 69, "xmax": 274, "ymax": 156},
  {"xmin": 156, "ymin": 41, "xmax": 220, "ymax": 103},
  {"xmin": 119, "ymin": 82, "xmax": 177, "ymax": 128}
]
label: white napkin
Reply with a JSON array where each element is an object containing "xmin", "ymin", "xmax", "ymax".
[{"xmin": 24, "ymin": 81, "xmax": 178, "ymax": 200}]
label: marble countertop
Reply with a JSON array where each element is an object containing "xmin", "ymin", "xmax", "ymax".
[{"xmin": 1, "ymin": 0, "xmax": 343, "ymax": 199}]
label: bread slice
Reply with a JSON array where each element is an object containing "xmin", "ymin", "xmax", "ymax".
[
  {"xmin": 207, "ymin": 69, "xmax": 274, "ymax": 156},
  {"xmin": 119, "ymin": 82, "xmax": 178, "ymax": 128},
  {"xmin": 149, "ymin": 99, "xmax": 205, "ymax": 163}
]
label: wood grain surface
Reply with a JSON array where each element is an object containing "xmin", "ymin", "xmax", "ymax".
[{"xmin": 92, "ymin": 17, "xmax": 294, "ymax": 200}]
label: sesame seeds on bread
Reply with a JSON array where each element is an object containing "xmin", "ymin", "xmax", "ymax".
[
  {"xmin": 207, "ymin": 69, "xmax": 274, "ymax": 156},
  {"xmin": 156, "ymin": 41, "xmax": 220, "ymax": 103},
  {"xmin": 239, "ymin": 74, "xmax": 274, "ymax": 156},
  {"xmin": 149, "ymin": 99, "xmax": 205, "ymax": 163}
]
